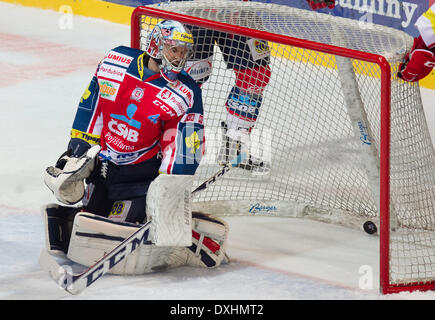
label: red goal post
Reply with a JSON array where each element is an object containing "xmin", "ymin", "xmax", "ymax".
[{"xmin": 130, "ymin": 4, "xmax": 435, "ymax": 295}]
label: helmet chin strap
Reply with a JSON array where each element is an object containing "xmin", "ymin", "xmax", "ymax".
[{"xmin": 160, "ymin": 68, "xmax": 180, "ymax": 85}]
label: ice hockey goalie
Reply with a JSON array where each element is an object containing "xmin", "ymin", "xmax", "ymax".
[{"xmin": 41, "ymin": 20, "xmax": 230, "ymax": 274}]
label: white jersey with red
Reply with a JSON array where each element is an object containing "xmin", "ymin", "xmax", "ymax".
[
  {"xmin": 71, "ymin": 46, "xmax": 204, "ymax": 175},
  {"xmin": 415, "ymin": 4, "xmax": 435, "ymax": 50}
]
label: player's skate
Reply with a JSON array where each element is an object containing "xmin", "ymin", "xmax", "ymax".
[{"xmin": 217, "ymin": 121, "xmax": 270, "ymax": 175}]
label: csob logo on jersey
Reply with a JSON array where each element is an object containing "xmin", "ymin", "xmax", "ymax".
[{"xmin": 108, "ymin": 104, "xmax": 142, "ymax": 142}]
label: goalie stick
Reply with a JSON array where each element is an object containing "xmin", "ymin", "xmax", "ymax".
[
  {"xmin": 39, "ymin": 221, "xmax": 151, "ymax": 295},
  {"xmin": 39, "ymin": 152, "xmax": 247, "ymax": 295},
  {"xmin": 191, "ymin": 151, "xmax": 247, "ymax": 196}
]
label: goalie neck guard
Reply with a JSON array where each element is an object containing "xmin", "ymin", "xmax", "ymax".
[{"xmin": 145, "ymin": 20, "xmax": 194, "ymax": 84}]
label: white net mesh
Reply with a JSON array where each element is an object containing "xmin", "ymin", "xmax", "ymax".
[{"xmin": 133, "ymin": 0, "xmax": 435, "ymax": 291}]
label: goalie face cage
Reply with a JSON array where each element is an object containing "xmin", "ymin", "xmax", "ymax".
[{"xmin": 131, "ymin": 2, "xmax": 435, "ymax": 294}]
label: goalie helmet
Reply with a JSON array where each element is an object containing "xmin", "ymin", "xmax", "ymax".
[{"xmin": 145, "ymin": 20, "xmax": 194, "ymax": 83}]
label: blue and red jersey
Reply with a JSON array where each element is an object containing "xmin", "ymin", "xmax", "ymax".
[{"xmin": 70, "ymin": 45, "xmax": 204, "ymax": 175}]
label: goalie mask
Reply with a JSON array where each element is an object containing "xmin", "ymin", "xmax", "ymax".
[{"xmin": 145, "ymin": 20, "xmax": 194, "ymax": 84}]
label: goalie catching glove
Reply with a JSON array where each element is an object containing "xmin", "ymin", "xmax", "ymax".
[{"xmin": 43, "ymin": 145, "xmax": 101, "ymax": 205}]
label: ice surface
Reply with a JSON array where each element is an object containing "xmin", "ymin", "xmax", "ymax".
[{"xmin": 0, "ymin": 2, "xmax": 434, "ymax": 300}]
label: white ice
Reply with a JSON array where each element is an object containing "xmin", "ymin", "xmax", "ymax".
[{"xmin": 0, "ymin": 2, "xmax": 434, "ymax": 300}]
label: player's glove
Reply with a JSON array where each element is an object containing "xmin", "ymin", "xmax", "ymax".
[
  {"xmin": 44, "ymin": 145, "xmax": 101, "ymax": 205},
  {"xmin": 398, "ymin": 36, "xmax": 435, "ymax": 82},
  {"xmin": 306, "ymin": 0, "xmax": 335, "ymax": 10}
]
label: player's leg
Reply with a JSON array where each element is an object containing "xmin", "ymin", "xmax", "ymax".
[{"xmin": 216, "ymin": 33, "xmax": 272, "ymax": 172}]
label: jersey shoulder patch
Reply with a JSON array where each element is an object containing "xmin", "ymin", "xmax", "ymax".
[{"xmin": 102, "ymin": 46, "xmax": 140, "ymax": 68}]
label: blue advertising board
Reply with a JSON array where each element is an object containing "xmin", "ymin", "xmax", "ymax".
[{"xmin": 105, "ymin": 0, "xmax": 431, "ymax": 37}]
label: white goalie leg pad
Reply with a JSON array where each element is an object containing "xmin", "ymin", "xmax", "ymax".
[
  {"xmin": 185, "ymin": 213, "xmax": 229, "ymax": 268},
  {"xmin": 41, "ymin": 203, "xmax": 64, "ymax": 256},
  {"xmin": 67, "ymin": 212, "xmax": 187, "ymax": 275},
  {"xmin": 67, "ymin": 212, "xmax": 143, "ymax": 275},
  {"xmin": 43, "ymin": 145, "xmax": 101, "ymax": 205},
  {"xmin": 146, "ymin": 174, "xmax": 194, "ymax": 247}
]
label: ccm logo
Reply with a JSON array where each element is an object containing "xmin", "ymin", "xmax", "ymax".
[
  {"xmin": 424, "ymin": 61, "xmax": 435, "ymax": 68},
  {"xmin": 108, "ymin": 119, "xmax": 139, "ymax": 142}
]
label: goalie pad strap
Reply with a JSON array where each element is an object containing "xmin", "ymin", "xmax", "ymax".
[
  {"xmin": 185, "ymin": 213, "xmax": 229, "ymax": 268},
  {"xmin": 188, "ymin": 242, "xmax": 217, "ymax": 268},
  {"xmin": 192, "ymin": 230, "xmax": 220, "ymax": 254}
]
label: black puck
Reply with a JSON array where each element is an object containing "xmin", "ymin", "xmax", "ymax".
[{"xmin": 363, "ymin": 221, "xmax": 377, "ymax": 235}]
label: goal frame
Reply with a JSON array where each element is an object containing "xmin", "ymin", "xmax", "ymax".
[{"xmin": 130, "ymin": 5, "xmax": 434, "ymax": 294}]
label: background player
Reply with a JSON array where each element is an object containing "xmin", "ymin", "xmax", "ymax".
[
  {"xmin": 180, "ymin": 0, "xmax": 336, "ymax": 172},
  {"xmin": 398, "ymin": 3, "xmax": 435, "ymax": 82}
]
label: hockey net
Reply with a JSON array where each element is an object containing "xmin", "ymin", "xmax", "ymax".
[{"xmin": 131, "ymin": 1, "xmax": 435, "ymax": 294}]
